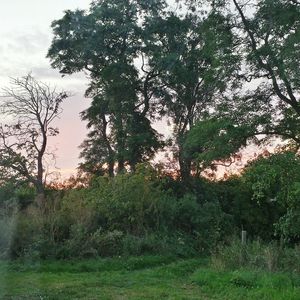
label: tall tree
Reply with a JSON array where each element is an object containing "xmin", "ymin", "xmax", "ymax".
[
  {"xmin": 184, "ymin": 0, "xmax": 300, "ymax": 156},
  {"xmin": 229, "ymin": 0, "xmax": 300, "ymax": 145},
  {"xmin": 48, "ymin": 0, "xmax": 165, "ymax": 175},
  {"xmin": 0, "ymin": 74, "xmax": 68, "ymax": 197},
  {"xmin": 185, "ymin": 0, "xmax": 300, "ymax": 169},
  {"xmin": 145, "ymin": 9, "xmax": 239, "ymax": 179}
]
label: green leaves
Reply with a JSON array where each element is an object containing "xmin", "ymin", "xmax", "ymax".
[
  {"xmin": 243, "ymin": 151, "xmax": 300, "ymax": 241},
  {"xmin": 48, "ymin": 0, "xmax": 166, "ymax": 175},
  {"xmin": 184, "ymin": 118, "xmax": 249, "ymax": 169}
]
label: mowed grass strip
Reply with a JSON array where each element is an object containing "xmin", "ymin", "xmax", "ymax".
[{"xmin": 0, "ymin": 256, "xmax": 299, "ymax": 299}]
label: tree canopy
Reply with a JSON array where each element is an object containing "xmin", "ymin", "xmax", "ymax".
[{"xmin": 48, "ymin": 0, "xmax": 166, "ymax": 175}]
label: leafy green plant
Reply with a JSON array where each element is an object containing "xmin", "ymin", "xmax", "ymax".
[{"xmin": 243, "ymin": 152, "xmax": 300, "ymax": 242}]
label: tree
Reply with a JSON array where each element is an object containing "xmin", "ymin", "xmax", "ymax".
[
  {"xmin": 186, "ymin": 0, "xmax": 300, "ymax": 153},
  {"xmin": 48, "ymin": 0, "xmax": 165, "ymax": 175},
  {"xmin": 233, "ymin": 0, "xmax": 300, "ymax": 109},
  {"xmin": 0, "ymin": 74, "xmax": 68, "ymax": 197},
  {"xmin": 143, "ymin": 6, "xmax": 240, "ymax": 180},
  {"xmin": 229, "ymin": 0, "xmax": 300, "ymax": 144}
]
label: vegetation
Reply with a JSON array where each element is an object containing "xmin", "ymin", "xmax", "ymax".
[
  {"xmin": 0, "ymin": 75, "xmax": 69, "ymax": 197},
  {"xmin": 1, "ymin": 0, "xmax": 300, "ymax": 298},
  {"xmin": 1, "ymin": 255, "xmax": 300, "ymax": 299},
  {"xmin": 0, "ymin": 158, "xmax": 299, "ymax": 260}
]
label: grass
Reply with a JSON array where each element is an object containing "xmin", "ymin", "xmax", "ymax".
[{"xmin": 0, "ymin": 255, "xmax": 299, "ymax": 299}]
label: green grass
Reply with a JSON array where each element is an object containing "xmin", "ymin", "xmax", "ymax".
[{"xmin": 0, "ymin": 256, "xmax": 299, "ymax": 299}]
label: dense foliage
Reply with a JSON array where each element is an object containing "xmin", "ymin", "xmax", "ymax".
[
  {"xmin": 1, "ymin": 0, "xmax": 300, "ymax": 264},
  {"xmin": 1, "ymin": 152, "xmax": 300, "ymax": 260}
]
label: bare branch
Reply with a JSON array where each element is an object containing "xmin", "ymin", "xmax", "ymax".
[{"xmin": 0, "ymin": 74, "xmax": 69, "ymax": 196}]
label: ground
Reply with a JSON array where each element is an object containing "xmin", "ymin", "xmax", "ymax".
[{"xmin": 0, "ymin": 256, "xmax": 299, "ymax": 299}]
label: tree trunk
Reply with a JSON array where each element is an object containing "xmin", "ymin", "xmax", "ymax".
[
  {"xmin": 118, "ymin": 159, "xmax": 125, "ymax": 174},
  {"xmin": 35, "ymin": 155, "xmax": 45, "ymax": 208},
  {"xmin": 108, "ymin": 156, "xmax": 115, "ymax": 177},
  {"xmin": 178, "ymin": 145, "xmax": 191, "ymax": 181}
]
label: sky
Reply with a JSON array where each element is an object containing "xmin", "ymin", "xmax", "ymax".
[
  {"xmin": 0, "ymin": 0, "xmax": 93, "ymax": 178},
  {"xmin": 0, "ymin": 0, "xmax": 177, "ymax": 179},
  {"xmin": 0, "ymin": 0, "xmax": 266, "ymax": 180}
]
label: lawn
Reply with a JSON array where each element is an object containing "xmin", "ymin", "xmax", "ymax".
[{"xmin": 0, "ymin": 256, "xmax": 299, "ymax": 299}]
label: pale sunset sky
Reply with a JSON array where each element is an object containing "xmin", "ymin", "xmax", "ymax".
[
  {"xmin": 0, "ymin": 0, "xmax": 265, "ymax": 180},
  {"xmin": 0, "ymin": 0, "xmax": 177, "ymax": 179},
  {"xmin": 0, "ymin": 1, "xmax": 103, "ymax": 178}
]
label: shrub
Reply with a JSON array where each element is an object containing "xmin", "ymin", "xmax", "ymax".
[
  {"xmin": 0, "ymin": 165, "xmax": 240, "ymax": 259},
  {"xmin": 85, "ymin": 165, "xmax": 169, "ymax": 235},
  {"xmin": 91, "ymin": 229, "xmax": 124, "ymax": 257},
  {"xmin": 243, "ymin": 152, "xmax": 300, "ymax": 243}
]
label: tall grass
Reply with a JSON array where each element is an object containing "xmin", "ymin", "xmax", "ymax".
[
  {"xmin": 211, "ymin": 238, "xmax": 300, "ymax": 274},
  {"xmin": 0, "ymin": 214, "xmax": 18, "ymax": 259}
]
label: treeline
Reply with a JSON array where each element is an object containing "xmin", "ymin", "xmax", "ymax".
[
  {"xmin": 1, "ymin": 150, "xmax": 300, "ymax": 259},
  {"xmin": 0, "ymin": 0, "xmax": 300, "ymax": 259},
  {"xmin": 47, "ymin": 0, "xmax": 300, "ymax": 180}
]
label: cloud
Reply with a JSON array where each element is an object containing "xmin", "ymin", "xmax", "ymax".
[
  {"xmin": 31, "ymin": 67, "xmax": 89, "ymax": 92},
  {"xmin": 1, "ymin": 30, "xmax": 49, "ymax": 58},
  {"xmin": 0, "ymin": 0, "xmax": 94, "ymax": 178},
  {"xmin": 0, "ymin": 31, "xmax": 50, "ymax": 82}
]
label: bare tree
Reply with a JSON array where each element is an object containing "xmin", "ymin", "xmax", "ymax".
[{"xmin": 0, "ymin": 74, "xmax": 69, "ymax": 198}]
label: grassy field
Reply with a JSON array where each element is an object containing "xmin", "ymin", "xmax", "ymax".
[{"xmin": 0, "ymin": 256, "xmax": 300, "ymax": 299}]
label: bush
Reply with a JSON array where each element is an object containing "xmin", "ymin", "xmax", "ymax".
[
  {"xmin": 85, "ymin": 165, "xmax": 170, "ymax": 235},
  {"xmin": 172, "ymin": 193, "xmax": 232, "ymax": 253},
  {"xmin": 91, "ymin": 229, "xmax": 124, "ymax": 257},
  {"xmin": 0, "ymin": 166, "xmax": 238, "ymax": 259},
  {"xmin": 243, "ymin": 152, "xmax": 300, "ymax": 243}
]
